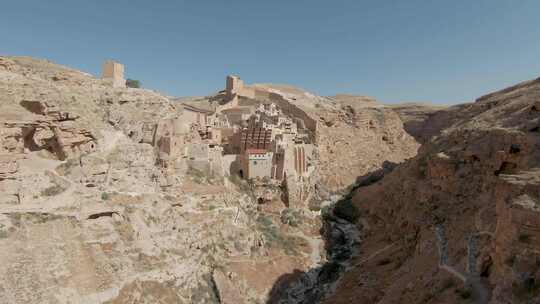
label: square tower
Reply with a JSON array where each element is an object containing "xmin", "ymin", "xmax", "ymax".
[
  {"xmin": 226, "ymin": 75, "xmax": 244, "ymax": 99},
  {"xmin": 102, "ymin": 60, "xmax": 126, "ymax": 88}
]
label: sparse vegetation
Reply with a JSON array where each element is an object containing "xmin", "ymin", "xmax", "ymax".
[
  {"xmin": 333, "ymin": 197, "xmax": 360, "ymax": 223},
  {"xmin": 280, "ymin": 208, "xmax": 302, "ymax": 227},
  {"xmin": 40, "ymin": 184, "xmax": 65, "ymax": 196},
  {"xmin": 188, "ymin": 165, "xmax": 223, "ymax": 185},
  {"xmin": 0, "ymin": 230, "xmax": 8, "ymax": 239},
  {"xmin": 190, "ymin": 273, "xmax": 220, "ymax": 304},
  {"xmin": 101, "ymin": 192, "xmax": 109, "ymax": 201},
  {"xmin": 456, "ymin": 287, "xmax": 472, "ymax": 300},
  {"xmin": 187, "ymin": 166, "xmax": 207, "ymax": 184},
  {"xmin": 125, "ymin": 78, "xmax": 141, "ymax": 88},
  {"xmin": 256, "ymin": 214, "xmax": 299, "ymax": 255}
]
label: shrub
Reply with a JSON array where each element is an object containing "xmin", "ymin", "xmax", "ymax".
[
  {"xmin": 333, "ymin": 198, "xmax": 360, "ymax": 223},
  {"xmin": 280, "ymin": 208, "xmax": 301, "ymax": 227},
  {"xmin": 126, "ymin": 78, "xmax": 141, "ymax": 88},
  {"xmin": 519, "ymin": 233, "xmax": 531, "ymax": 243},
  {"xmin": 456, "ymin": 287, "xmax": 472, "ymax": 299},
  {"xmin": 101, "ymin": 192, "xmax": 109, "ymax": 201},
  {"xmin": 256, "ymin": 214, "xmax": 298, "ymax": 255},
  {"xmin": 40, "ymin": 185, "xmax": 65, "ymax": 196}
]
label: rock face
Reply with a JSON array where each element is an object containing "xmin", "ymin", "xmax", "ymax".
[
  {"xmin": 0, "ymin": 56, "xmax": 421, "ymax": 303},
  {"xmin": 386, "ymin": 102, "xmax": 449, "ymax": 143},
  {"xmin": 325, "ymin": 76, "xmax": 540, "ymax": 304},
  {"xmin": 316, "ymin": 95, "xmax": 419, "ymax": 194}
]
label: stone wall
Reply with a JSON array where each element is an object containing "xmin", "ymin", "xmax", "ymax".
[{"xmin": 241, "ymin": 151, "xmax": 273, "ymax": 180}]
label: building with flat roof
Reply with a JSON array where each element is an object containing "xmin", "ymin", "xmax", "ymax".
[
  {"xmin": 101, "ymin": 60, "xmax": 125, "ymax": 88},
  {"xmin": 241, "ymin": 148, "xmax": 273, "ymax": 180}
]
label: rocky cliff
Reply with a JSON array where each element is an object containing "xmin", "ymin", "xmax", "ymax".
[
  {"xmin": 387, "ymin": 102, "xmax": 449, "ymax": 143},
  {"xmin": 325, "ymin": 76, "xmax": 540, "ymax": 304}
]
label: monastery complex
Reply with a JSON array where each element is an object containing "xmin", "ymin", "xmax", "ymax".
[{"xmin": 100, "ymin": 62, "xmax": 317, "ymax": 206}]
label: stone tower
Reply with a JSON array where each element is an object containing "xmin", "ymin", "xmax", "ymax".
[
  {"xmin": 102, "ymin": 60, "xmax": 126, "ymax": 88},
  {"xmin": 226, "ymin": 75, "xmax": 244, "ymax": 99}
]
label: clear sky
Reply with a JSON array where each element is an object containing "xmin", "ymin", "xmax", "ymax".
[{"xmin": 1, "ymin": 0, "xmax": 540, "ymax": 104}]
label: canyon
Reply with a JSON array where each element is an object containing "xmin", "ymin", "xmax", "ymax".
[
  {"xmin": 1, "ymin": 55, "xmax": 539, "ymax": 304},
  {"xmin": 325, "ymin": 76, "xmax": 540, "ymax": 304}
]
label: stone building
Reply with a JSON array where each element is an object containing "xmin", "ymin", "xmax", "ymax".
[
  {"xmin": 241, "ymin": 149, "xmax": 274, "ymax": 180},
  {"xmin": 256, "ymin": 103, "xmax": 280, "ymax": 117},
  {"xmin": 225, "ymin": 75, "xmax": 257, "ymax": 99},
  {"xmin": 220, "ymin": 107, "xmax": 254, "ymax": 125},
  {"xmin": 238, "ymin": 126, "xmax": 272, "ymax": 154},
  {"xmin": 210, "ymin": 127, "xmax": 234, "ymax": 146},
  {"xmin": 181, "ymin": 104, "xmax": 214, "ymax": 136},
  {"xmin": 140, "ymin": 122, "xmax": 156, "ymax": 144},
  {"xmin": 102, "ymin": 60, "xmax": 125, "ymax": 88},
  {"xmin": 226, "ymin": 75, "xmax": 244, "ymax": 100}
]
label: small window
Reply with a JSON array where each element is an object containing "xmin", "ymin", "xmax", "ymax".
[{"xmin": 253, "ymin": 161, "xmax": 258, "ymax": 165}]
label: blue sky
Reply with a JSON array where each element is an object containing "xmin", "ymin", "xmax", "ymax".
[{"xmin": 1, "ymin": 0, "xmax": 540, "ymax": 104}]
